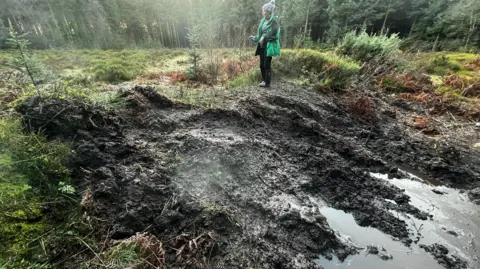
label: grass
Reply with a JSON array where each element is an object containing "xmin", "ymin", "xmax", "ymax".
[
  {"xmin": 154, "ymin": 84, "xmax": 247, "ymax": 108},
  {"xmin": 0, "ymin": 49, "xmax": 186, "ymax": 84},
  {"xmin": 399, "ymin": 52, "xmax": 480, "ymax": 97},
  {"xmin": 100, "ymin": 242, "xmax": 144, "ymax": 268},
  {"xmin": 81, "ymin": 233, "xmax": 166, "ymax": 269},
  {"xmin": 408, "ymin": 52, "xmax": 479, "ymax": 76},
  {"xmin": 229, "ymin": 68, "xmax": 261, "ymax": 88},
  {"xmin": 2, "ymin": 48, "xmax": 478, "ymax": 112},
  {"xmin": 0, "ymin": 46, "xmax": 479, "ymax": 267},
  {"xmin": 276, "ymin": 49, "xmax": 361, "ymax": 90}
]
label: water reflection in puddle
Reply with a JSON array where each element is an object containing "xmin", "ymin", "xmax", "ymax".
[
  {"xmin": 316, "ymin": 172, "xmax": 479, "ymax": 269},
  {"xmin": 316, "ymin": 207, "xmax": 443, "ymax": 269}
]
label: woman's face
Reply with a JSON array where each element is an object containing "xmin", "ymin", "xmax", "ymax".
[{"xmin": 262, "ymin": 8, "xmax": 269, "ymax": 18}]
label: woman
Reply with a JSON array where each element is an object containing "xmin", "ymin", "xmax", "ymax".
[{"xmin": 249, "ymin": 0, "xmax": 281, "ymax": 88}]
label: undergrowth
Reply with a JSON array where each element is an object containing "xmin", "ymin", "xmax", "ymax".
[
  {"xmin": 425, "ymin": 55, "xmax": 463, "ymax": 76},
  {"xmin": 91, "ymin": 59, "xmax": 144, "ymax": 83},
  {"xmin": 276, "ymin": 49, "xmax": 360, "ymax": 90},
  {"xmin": 229, "ymin": 68, "xmax": 261, "ymax": 88},
  {"xmin": 3, "ymin": 81, "xmax": 124, "ymax": 111},
  {"xmin": 337, "ymin": 29, "xmax": 402, "ymax": 62},
  {"xmin": 0, "ymin": 118, "xmax": 94, "ymax": 268}
]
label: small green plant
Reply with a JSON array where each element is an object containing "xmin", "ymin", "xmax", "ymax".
[
  {"xmin": 91, "ymin": 59, "xmax": 142, "ymax": 83},
  {"xmin": 102, "ymin": 242, "xmax": 143, "ymax": 268},
  {"xmin": 294, "ymin": 29, "xmax": 315, "ymax": 49},
  {"xmin": 6, "ymin": 30, "xmax": 44, "ymax": 89},
  {"xmin": 187, "ymin": 49, "xmax": 201, "ymax": 80},
  {"xmin": 58, "ymin": 181, "xmax": 76, "ymax": 195},
  {"xmin": 337, "ymin": 29, "xmax": 401, "ymax": 62}
]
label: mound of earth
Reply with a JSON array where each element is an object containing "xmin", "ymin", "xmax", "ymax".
[{"xmin": 16, "ymin": 84, "xmax": 480, "ymax": 268}]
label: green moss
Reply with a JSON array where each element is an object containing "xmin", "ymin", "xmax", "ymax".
[
  {"xmin": 425, "ymin": 55, "xmax": 462, "ymax": 76},
  {"xmin": 429, "ymin": 75, "xmax": 443, "ymax": 87},
  {"xmin": 445, "ymin": 53, "xmax": 477, "ymax": 63},
  {"xmin": 0, "ymin": 118, "xmax": 91, "ymax": 267},
  {"xmin": 456, "ymin": 69, "xmax": 474, "ymax": 77},
  {"xmin": 422, "ymin": 53, "xmax": 479, "ymax": 77},
  {"xmin": 0, "ymin": 170, "xmax": 47, "ymax": 263},
  {"xmin": 437, "ymin": 86, "xmax": 453, "ymax": 94},
  {"xmin": 435, "ymin": 86, "xmax": 468, "ymax": 100}
]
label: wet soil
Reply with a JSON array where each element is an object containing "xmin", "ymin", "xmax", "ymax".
[
  {"xmin": 420, "ymin": 244, "xmax": 468, "ymax": 269},
  {"xmin": 16, "ymin": 83, "xmax": 480, "ymax": 268}
]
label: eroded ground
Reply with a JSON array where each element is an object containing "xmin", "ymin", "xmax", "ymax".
[{"xmin": 17, "ymin": 83, "xmax": 480, "ymax": 268}]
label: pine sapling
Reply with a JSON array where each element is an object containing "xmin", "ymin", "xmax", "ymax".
[{"xmin": 6, "ymin": 30, "xmax": 38, "ymax": 87}]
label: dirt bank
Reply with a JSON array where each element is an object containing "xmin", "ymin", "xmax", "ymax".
[{"xmin": 17, "ymin": 84, "xmax": 480, "ymax": 268}]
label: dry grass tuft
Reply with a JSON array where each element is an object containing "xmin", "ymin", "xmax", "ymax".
[
  {"xmin": 168, "ymin": 231, "xmax": 216, "ymax": 268},
  {"xmin": 346, "ymin": 95, "xmax": 376, "ymax": 120},
  {"xmin": 123, "ymin": 232, "xmax": 166, "ymax": 268}
]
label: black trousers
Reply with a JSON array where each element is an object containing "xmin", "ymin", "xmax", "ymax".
[{"xmin": 258, "ymin": 47, "xmax": 272, "ymax": 86}]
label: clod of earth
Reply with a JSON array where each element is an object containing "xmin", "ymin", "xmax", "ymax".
[
  {"xmin": 447, "ymin": 230, "xmax": 459, "ymax": 237},
  {"xmin": 467, "ymin": 188, "xmax": 480, "ymax": 204},
  {"xmin": 420, "ymin": 244, "xmax": 468, "ymax": 269},
  {"xmin": 432, "ymin": 189, "xmax": 447, "ymax": 195},
  {"xmin": 366, "ymin": 245, "xmax": 393, "ymax": 260},
  {"xmin": 15, "ymin": 84, "xmax": 480, "ymax": 268}
]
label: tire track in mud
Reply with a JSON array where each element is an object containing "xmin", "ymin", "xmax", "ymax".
[{"xmin": 17, "ymin": 84, "xmax": 479, "ymax": 269}]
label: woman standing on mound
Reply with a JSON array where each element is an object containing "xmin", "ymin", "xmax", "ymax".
[{"xmin": 249, "ymin": 0, "xmax": 281, "ymax": 88}]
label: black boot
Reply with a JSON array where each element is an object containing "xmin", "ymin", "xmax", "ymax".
[{"xmin": 265, "ymin": 69, "xmax": 272, "ymax": 88}]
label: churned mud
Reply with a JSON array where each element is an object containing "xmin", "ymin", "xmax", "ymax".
[{"xmin": 17, "ymin": 83, "xmax": 480, "ymax": 268}]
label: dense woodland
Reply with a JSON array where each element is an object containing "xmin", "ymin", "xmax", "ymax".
[{"xmin": 0, "ymin": 0, "xmax": 479, "ymax": 51}]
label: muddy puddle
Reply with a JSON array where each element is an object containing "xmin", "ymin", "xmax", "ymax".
[{"xmin": 317, "ymin": 172, "xmax": 479, "ymax": 269}]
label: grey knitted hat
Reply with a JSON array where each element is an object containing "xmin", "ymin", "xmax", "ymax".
[{"xmin": 263, "ymin": 0, "xmax": 276, "ymax": 12}]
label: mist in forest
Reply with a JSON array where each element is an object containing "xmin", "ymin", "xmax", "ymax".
[{"xmin": 0, "ymin": 0, "xmax": 479, "ymax": 51}]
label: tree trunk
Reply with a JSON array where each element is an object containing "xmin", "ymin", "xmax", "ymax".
[
  {"xmin": 166, "ymin": 20, "xmax": 172, "ymax": 47},
  {"xmin": 432, "ymin": 34, "xmax": 440, "ymax": 52},
  {"xmin": 10, "ymin": 12, "xmax": 21, "ymax": 31},
  {"xmin": 46, "ymin": 0, "xmax": 62, "ymax": 35},
  {"xmin": 303, "ymin": 0, "xmax": 310, "ymax": 42},
  {"xmin": 380, "ymin": 0, "xmax": 392, "ymax": 36},
  {"xmin": 408, "ymin": 16, "xmax": 417, "ymax": 38},
  {"xmin": 465, "ymin": 11, "xmax": 477, "ymax": 48}
]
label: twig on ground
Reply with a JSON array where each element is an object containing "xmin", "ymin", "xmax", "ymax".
[{"xmin": 39, "ymin": 106, "xmax": 70, "ymax": 130}]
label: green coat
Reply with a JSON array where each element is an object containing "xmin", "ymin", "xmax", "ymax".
[{"xmin": 254, "ymin": 15, "xmax": 281, "ymax": 57}]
